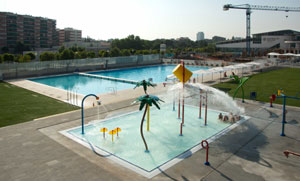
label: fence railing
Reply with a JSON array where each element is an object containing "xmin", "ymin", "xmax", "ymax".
[{"xmin": 0, "ymin": 54, "xmax": 160, "ymax": 80}]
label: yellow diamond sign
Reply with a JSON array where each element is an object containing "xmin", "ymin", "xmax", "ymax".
[{"xmin": 172, "ymin": 64, "xmax": 193, "ymax": 83}]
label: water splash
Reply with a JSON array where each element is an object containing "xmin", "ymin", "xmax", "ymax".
[{"xmin": 163, "ymin": 82, "xmax": 244, "ymax": 115}]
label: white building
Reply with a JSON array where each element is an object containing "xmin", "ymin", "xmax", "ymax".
[
  {"xmin": 196, "ymin": 32, "xmax": 204, "ymax": 41},
  {"xmin": 160, "ymin": 44, "xmax": 166, "ymax": 52},
  {"xmin": 216, "ymin": 30, "xmax": 300, "ymax": 54}
]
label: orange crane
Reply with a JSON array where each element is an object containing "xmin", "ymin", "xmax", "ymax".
[{"xmin": 223, "ymin": 4, "xmax": 300, "ymax": 56}]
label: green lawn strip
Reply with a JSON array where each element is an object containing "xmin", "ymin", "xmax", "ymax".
[
  {"xmin": 0, "ymin": 81, "xmax": 79, "ymax": 127},
  {"xmin": 213, "ymin": 68, "xmax": 300, "ymax": 107}
]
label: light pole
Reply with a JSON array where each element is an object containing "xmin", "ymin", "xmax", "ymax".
[{"xmin": 81, "ymin": 94, "xmax": 100, "ymax": 134}]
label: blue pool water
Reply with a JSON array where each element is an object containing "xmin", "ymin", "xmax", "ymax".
[
  {"xmin": 90, "ymin": 65, "xmax": 209, "ymax": 83},
  {"xmin": 30, "ymin": 74, "xmax": 135, "ymax": 95},
  {"xmin": 64, "ymin": 104, "xmax": 233, "ymax": 173},
  {"xmin": 30, "ymin": 65, "xmax": 209, "ymax": 95}
]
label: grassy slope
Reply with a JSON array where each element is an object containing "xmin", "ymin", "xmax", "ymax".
[
  {"xmin": 213, "ymin": 68, "xmax": 300, "ymax": 107},
  {"xmin": 0, "ymin": 81, "xmax": 79, "ymax": 127}
]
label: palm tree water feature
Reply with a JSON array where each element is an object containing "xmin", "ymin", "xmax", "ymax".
[
  {"xmin": 230, "ymin": 75, "xmax": 250, "ymax": 103},
  {"xmin": 134, "ymin": 80, "xmax": 164, "ymax": 152}
]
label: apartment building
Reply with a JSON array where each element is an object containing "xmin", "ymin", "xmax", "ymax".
[
  {"xmin": 0, "ymin": 12, "xmax": 57, "ymax": 51},
  {"xmin": 58, "ymin": 28, "xmax": 82, "ymax": 46}
]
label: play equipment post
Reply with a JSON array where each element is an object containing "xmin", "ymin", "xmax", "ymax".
[
  {"xmin": 172, "ymin": 61, "xmax": 192, "ymax": 136},
  {"xmin": 173, "ymin": 91, "xmax": 175, "ymax": 111},
  {"xmin": 205, "ymin": 91, "xmax": 208, "ymax": 126},
  {"xmin": 270, "ymin": 94, "xmax": 276, "ymax": 107},
  {"xmin": 199, "ymin": 90, "xmax": 202, "ymax": 119},
  {"xmin": 81, "ymin": 94, "xmax": 99, "ymax": 134},
  {"xmin": 178, "ymin": 93, "xmax": 181, "ymax": 119},
  {"xmin": 276, "ymin": 93, "xmax": 300, "ymax": 136},
  {"xmin": 182, "ymin": 60, "xmax": 185, "ymax": 128},
  {"xmin": 201, "ymin": 140, "xmax": 210, "ymax": 165}
]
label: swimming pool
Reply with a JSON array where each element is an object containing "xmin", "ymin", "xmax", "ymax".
[
  {"xmin": 90, "ymin": 65, "xmax": 209, "ymax": 83},
  {"xmin": 30, "ymin": 74, "xmax": 134, "ymax": 95},
  {"xmin": 30, "ymin": 65, "xmax": 209, "ymax": 95},
  {"xmin": 61, "ymin": 104, "xmax": 247, "ymax": 178}
]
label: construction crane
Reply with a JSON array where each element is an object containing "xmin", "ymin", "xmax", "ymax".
[{"xmin": 223, "ymin": 4, "xmax": 300, "ymax": 56}]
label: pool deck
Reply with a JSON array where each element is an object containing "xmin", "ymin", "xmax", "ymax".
[{"xmin": 1, "ymin": 94, "xmax": 300, "ymax": 180}]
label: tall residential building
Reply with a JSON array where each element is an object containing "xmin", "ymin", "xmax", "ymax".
[
  {"xmin": 0, "ymin": 12, "xmax": 57, "ymax": 50},
  {"xmin": 196, "ymin": 32, "xmax": 204, "ymax": 41},
  {"xmin": 58, "ymin": 28, "xmax": 82, "ymax": 46}
]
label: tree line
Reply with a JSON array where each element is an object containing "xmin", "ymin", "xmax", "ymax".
[{"xmin": 0, "ymin": 34, "xmax": 216, "ymax": 63}]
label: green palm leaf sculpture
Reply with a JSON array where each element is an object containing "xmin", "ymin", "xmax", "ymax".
[
  {"xmin": 233, "ymin": 77, "xmax": 250, "ymax": 103},
  {"xmin": 133, "ymin": 80, "xmax": 163, "ymax": 151},
  {"xmin": 229, "ymin": 75, "xmax": 240, "ymax": 83},
  {"xmin": 134, "ymin": 80, "xmax": 156, "ymax": 94}
]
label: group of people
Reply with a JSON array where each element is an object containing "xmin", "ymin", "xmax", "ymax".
[{"xmin": 218, "ymin": 112, "xmax": 240, "ymax": 123}]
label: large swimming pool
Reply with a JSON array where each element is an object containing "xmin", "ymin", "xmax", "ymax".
[
  {"xmin": 90, "ymin": 65, "xmax": 208, "ymax": 83},
  {"xmin": 30, "ymin": 65, "xmax": 209, "ymax": 95}
]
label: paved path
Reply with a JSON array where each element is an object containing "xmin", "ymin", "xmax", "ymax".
[{"xmin": 0, "ymin": 94, "xmax": 299, "ymax": 181}]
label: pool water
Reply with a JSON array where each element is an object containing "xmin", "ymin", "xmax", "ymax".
[
  {"xmin": 64, "ymin": 104, "xmax": 232, "ymax": 173},
  {"xmin": 30, "ymin": 74, "xmax": 135, "ymax": 95},
  {"xmin": 90, "ymin": 65, "xmax": 209, "ymax": 83},
  {"xmin": 29, "ymin": 65, "xmax": 209, "ymax": 95}
]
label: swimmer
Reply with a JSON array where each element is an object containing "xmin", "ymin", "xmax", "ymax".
[
  {"xmin": 223, "ymin": 115, "xmax": 229, "ymax": 122},
  {"xmin": 218, "ymin": 113, "xmax": 223, "ymax": 120},
  {"xmin": 229, "ymin": 112, "xmax": 235, "ymax": 123}
]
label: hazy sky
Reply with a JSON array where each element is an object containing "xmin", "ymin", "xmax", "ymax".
[{"xmin": 1, "ymin": 0, "xmax": 300, "ymax": 41}]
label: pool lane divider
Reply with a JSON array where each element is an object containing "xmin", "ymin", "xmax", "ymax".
[{"xmin": 77, "ymin": 72, "xmax": 138, "ymax": 85}]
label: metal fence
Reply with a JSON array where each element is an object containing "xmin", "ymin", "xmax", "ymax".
[{"xmin": 0, "ymin": 54, "xmax": 160, "ymax": 80}]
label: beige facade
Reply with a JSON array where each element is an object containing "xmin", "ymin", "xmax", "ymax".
[{"xmin": 58, "ymin": 28, "xmax": 82, "ymax": 46}]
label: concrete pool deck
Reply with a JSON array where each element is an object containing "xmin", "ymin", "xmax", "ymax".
[{"xmin": 0, "ymin": 96, "xmax": 300, "ymax": 181}]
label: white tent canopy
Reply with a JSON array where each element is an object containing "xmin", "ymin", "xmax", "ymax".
[{"xmin": 267, "ymin": 52, "xmax": 281, "ymax": 56}]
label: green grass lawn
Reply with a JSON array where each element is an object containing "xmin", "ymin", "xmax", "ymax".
[
  {"xmin": 0, "ymin": 81, "xmax": 79, "ymax": 127},
  {"xmin": 213, "ymin": 68, "xmax": 300, "ymax": 107}
]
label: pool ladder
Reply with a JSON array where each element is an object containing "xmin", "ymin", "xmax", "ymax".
[
  {"xmin": 67, "ymin": 88, "xmax": 79, "ymax": 106},
  {"xmin": 106, "ymin": 87, "xmax": 117, "ymax": 95}
]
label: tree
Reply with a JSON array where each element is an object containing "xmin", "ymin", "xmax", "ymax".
[
  {"xmin": 40, "ymin": 52, "xmax": 56, "ymax": 61},
  {"xmin": 17, "ymin": 55, "xmax": 31, "ymax": 63},
  {"xmin": 3, "ymin": 53, "xmax": 14, "ymax": 62},
  {"xmin": 110, "ymin": 47, "xmax": 121, "ymax": 57},
  {"xmin": 58, "ymin": 46, "xmax": 65, "ymax": 53},
  {"xmin": 0, "ymin": 55, "xmax": 3, "ymax": 63},
  {"xmin": 74, "ymin": 52, "xmax": 81, "ymax": 59},
  {"xmin": 121, "ymin": 49, "xmax": 130, "ymax": 56},
  {"xmin": 79, "ymin": 51, "xmax": 88, "ymax": 59},
  {"xmin": 60, "ymin": 49, "xmax": 74, "ymax": 60},
  {"xmin": 87, "ymin": 51, "xmax": 96, "ymax": 58},
  {"xmin": 142, "ymin": 50, "xmax": 150, "ymax": 55},
  {"xmin": 25, "ymin": 52, "xmax": 36, "ymax": 61}
]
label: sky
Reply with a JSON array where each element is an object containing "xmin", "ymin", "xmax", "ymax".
[{"xmin": 1, "ymin": 0, "xmax": 300, "ymax": 41}]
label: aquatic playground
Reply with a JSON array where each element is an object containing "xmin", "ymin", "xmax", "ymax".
[{"xmin": 62, "ymin": 103, "xmax": 248, "ymax": 178}]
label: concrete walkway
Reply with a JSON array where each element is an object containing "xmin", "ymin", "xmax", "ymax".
[{"xmin": 0, "ymin": 95, "xmax": 299, "ymax": 181}]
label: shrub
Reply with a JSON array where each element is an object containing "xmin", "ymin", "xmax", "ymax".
[
  {"xmin": 3, "ymin": 53, "xmax": 14, "ymax": 62},
  {"xmin": 25, "ymin": 52, "xmax": 36, "ymax": 60}
]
